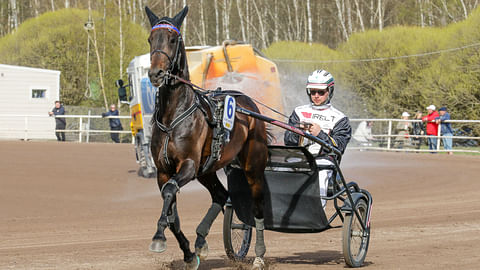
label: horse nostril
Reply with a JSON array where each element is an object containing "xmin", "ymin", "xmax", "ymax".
[{"xmin": 149, "ymin": 69, "xmax": 165, "ymax": 78}]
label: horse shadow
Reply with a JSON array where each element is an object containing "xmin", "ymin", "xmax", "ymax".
[{"xmin": 160, "ymin": 251, "xmax": 373, "ymax": 269}]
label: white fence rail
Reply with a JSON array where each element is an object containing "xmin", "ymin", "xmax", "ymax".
[
  {"xmin": 0, "ymin": 115, "xmax": 479, "ymax": 153},
  {"xmin": 0, "ymin": 114, "xmax": 132, "ymax": 142},
  {"xmin": 349, "ymin": 119, "xmax": 480, "ymax": 153}
]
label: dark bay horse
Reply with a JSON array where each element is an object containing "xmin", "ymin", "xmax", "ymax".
[{"xmin": 145, "ymin": 6, "xmax": 269, "ymax": 270}]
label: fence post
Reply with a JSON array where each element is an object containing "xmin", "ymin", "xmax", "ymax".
[
  {"xmin": 437, "ymin": 123, "xmax": 441, "ymax": 151},
  {"xmin": 79, "ymin": 117, "xmax": 83, "ymax": 143},
  {"xmin": 387, "ymin": 120, "xmax": 392, "ymax": 149},
  {"xmin": 86, "ymin": 110, "xmax": 91, "ymax": 143}
]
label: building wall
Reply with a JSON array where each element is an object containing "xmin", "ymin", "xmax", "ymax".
[{"xmin": 0, "ymin": 64, "xmax": 60, "ymax": 140}]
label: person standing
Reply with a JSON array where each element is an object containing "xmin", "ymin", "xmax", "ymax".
[
  {"xmin": 412, "ymin": 111, "xmax": 425, "ymax": 149},
  {"xmin": 48, "ymin": 101, "xmax": 66, "ymax": 141},
  {"xmin": 395, "ymin": 112, "xmax": 412, "ymax": 148},
  {"xmin": 422, "ymin": 105, "xmax": 440, "ymax": 152},
  {"xmin": 102, "ymin": 104, "xmax": 123, "ymax": 143},
  {"xmin": 284, "ymin": 69, "xmax": 351, "ymax": 207},
  {"xmin": 353, "ymin": 121, "xmax": 374, "ymax": 146},
  {"xmin": 436, "ymin": 107, "xmax": 453, "ymax": 155}
]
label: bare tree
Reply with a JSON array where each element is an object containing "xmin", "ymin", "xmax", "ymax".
[
  {"xmin": 377, "ymin": 0, "xmax": 383, "ymax": 31},
  {"xmin": 50, "ymin": 0, "xmax": 55, "ymax": 11},
  {"xmin": 369, "ymin": 0, "xmax": 375, "ymax": 28},
  {"xmin": 440, "ymin": 0, "xmax": 456, "ymax": 23},
  {"xmin": 346, "ymin": 0, "xmax": 353, "ymax": 34},
  {"xmin": 236, "ymin": 0, "xmax": 246, "ymax": 42},
  {"xmin": 335, "ymin": 0, "xmax": 349, "ymax": 40},
  {"xmin": 199, "ymin": 0, "xmax": 206, "ymax": 45},
  {"xmin": 118, "ymin": 0, "xmax": 124, "ymax": 80},
  {"xmin": 9, "ymin": 0, "xmax": 18, "ymax": 31},
  {"xmin": 214, "ymin": 0, "xmax": 219, "ymax": 45},
  {"xmin": 286, "ymin": 4, "xmax": 293, "ymax": 40},
  {"xmin": 246, "ymin": 0, "xmax": 250, "ymax": 41},
  {"xmin": 306, "ymin": 0, "xmax": 312, "ymax": 44},
  {"xmin": 418, "ymin": 0, "xmax": 425, "ymax": 27},
  {"xmin": 252, "ymin": 0, "xmax": 266, "ymax": 48},
  {"xmin": 354, "ymin": 0, "xmax": 365, "ymax": 32},
  {"xmin": 33, "ymin": 0, "xmax": 39, "ymax": 17},
  {"xmin": 459, "ymin": 0, "xmax": 468, "ymax": 19},
  {"xmin": 223, "ymin": 0, "xmax": 231, "ymax": 40},
  {"xmin": 86, "ymin": 0, "xmax": 108, "ymax": 110},
  {"xmin": 293, "ymin": 0, "xmax": 300, "ymax": 40}
]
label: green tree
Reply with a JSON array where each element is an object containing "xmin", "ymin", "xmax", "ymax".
[{"xmin": 0, "ymin": 8, "xmax": 148, "ymax": 106}]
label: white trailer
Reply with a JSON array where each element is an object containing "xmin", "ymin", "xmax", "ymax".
[{"xmin": 0, "ymin": 64, "xmax": 61, "ymax": 140}]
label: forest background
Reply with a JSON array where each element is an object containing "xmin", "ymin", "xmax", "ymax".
[{"xmin": 0, "ymin": 0, "xmax": 479, "ymax": 124}]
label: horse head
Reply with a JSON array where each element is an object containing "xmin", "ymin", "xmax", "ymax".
[{"xmin": 145, "ymin": 6, "xmax": 189, "ymax": 87}]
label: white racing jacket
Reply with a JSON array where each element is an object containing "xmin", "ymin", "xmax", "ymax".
[{"xmin": 284, "ymin": 103, "xmax": 352, "ymax": 156}]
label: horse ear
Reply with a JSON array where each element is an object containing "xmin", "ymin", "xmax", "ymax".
[
  {"xmin": 172, "ymin": 6, "xmax": 189, "ymax": 29},
  {"xmin": 145, "ymin": 6, "xmax": 159, "ymax": 27}
]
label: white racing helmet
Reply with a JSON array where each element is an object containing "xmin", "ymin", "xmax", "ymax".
[{"xmin": 306, "ymin": 69, "xmax": 335, "ymax": 104}]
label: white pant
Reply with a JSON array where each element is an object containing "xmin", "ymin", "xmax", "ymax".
[{"xmin": 316, "ymin": 158, "xmax": 333, "ymax": 208}]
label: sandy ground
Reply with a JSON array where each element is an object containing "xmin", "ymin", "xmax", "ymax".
[{"xmin": 1, "ymin": 141, "xmax": 479, "ymax": 270}]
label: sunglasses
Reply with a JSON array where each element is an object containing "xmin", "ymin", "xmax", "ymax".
[{"xmin": 310, "ymin": 89, "xmax": 328, "ymax": 96}]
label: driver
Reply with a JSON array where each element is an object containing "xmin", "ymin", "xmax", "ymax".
[{"xmin": 284, "ymin": 69, "xmax": 352, "ymax": 207}]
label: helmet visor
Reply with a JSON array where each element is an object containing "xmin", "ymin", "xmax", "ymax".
[{"xmin": 306, "ymin": 83, "xmax": 330, "ymax": 89}]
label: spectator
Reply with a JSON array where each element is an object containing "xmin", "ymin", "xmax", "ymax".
[
  {"xmin": 353, "ymin": 121, "xmax": 374, "ymax": 146},
  {"xmin": 102, "ymin": 104, "xmax": 123, "ymax": 143},
  {"xmin": 422, "ymin": 105, "xmax": 440, "ymax": 152},
  {"xmin": 412, "ymin": 111, "xmax": 425, "ymax": 149},
  {"xmin": 436, "ymin": 107, "xmax": 454, "ymax": 155},
  {"xmin": 48, "ymin": 101, "xmax": 66, "ymax": 141},
  {"xmin": 395, "ymin": 112, "xmax": 412, "ymax": 148}
]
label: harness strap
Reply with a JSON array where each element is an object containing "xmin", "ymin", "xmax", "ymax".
[{"xmin": 155, "ymin": 94, "xmax": 200, "ymax": 166}]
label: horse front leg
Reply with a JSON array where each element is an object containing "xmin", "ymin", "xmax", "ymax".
[
  {"xmin": 149, "ymin": 174, "xmax": 178, "ymax": 253},
  {"xmin": 150, "ymin": 159, "xmax": 199, "ymax": 269}
]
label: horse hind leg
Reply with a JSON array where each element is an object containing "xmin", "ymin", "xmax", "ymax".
[
  {"xmin": 194, "ymin": 173, "xmax": 229, "ymax": 260},
  {"xmin": 240, "ymin": 138, "xmax": 268, "ymax": 269}
]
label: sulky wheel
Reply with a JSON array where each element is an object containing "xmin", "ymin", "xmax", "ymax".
[
  {"xmin": 342, "ymin": 199, "xmax": 370, "ymax": 267},
  {"xmin": 223, "ymin": 205, "xmax": 252, "ymax": 260}
]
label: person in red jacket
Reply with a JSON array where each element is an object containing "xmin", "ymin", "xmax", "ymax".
[{"xmin": 422, "ymin": 105, "xmax": 440, "ymax": 152}]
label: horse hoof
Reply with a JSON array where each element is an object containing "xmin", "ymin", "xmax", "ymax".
[
  {"xmin": 184, "ymin": 255, "xmax": 200, "ymax": 270},
  {"xmin": 149, "ymin": 240, "xmax": 167, "ymax": 253},
  {"xmin": 195, "ymin": 241, "xmax": 209, "ymax": 260},
  {"xmin": 251, "ymin": 257, "xmax": 265, "ymax": 270}
]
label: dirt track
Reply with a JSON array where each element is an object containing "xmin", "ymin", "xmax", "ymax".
[{"xmin": 1, "ymin": 141, "xmax": 479, "ymax": 269}]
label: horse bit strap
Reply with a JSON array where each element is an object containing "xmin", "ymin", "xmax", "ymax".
[{"xmin": 155, "ymin": 93, "xmax": 200, "ymax": 166}]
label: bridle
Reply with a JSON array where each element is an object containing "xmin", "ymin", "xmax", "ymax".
[{"xmin": 150, "ymin": 23, "xmax": 183, "ymax": 86}]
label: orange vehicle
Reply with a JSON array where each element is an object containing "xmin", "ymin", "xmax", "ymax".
[
  {"xmin": 118, "ymin": 40, "xmax": 284, "ymax": 177},
  {"xmin": 187, "ymin": 40, "xmax": 283, "ymax": 119}
]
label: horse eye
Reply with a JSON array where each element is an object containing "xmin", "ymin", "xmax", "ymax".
[{"xmin": 170, "ymin": 38, "xmax": 176, "ymax": 44}]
